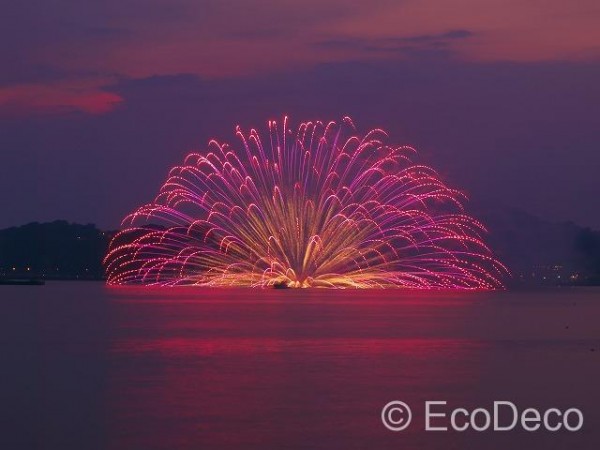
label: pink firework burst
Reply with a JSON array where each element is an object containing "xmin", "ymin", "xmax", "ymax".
[{"xmin": 104, "ymin": 117, "xmax": 508, "ymax": 288}]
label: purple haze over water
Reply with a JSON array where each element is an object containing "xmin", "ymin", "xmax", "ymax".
[{"xmin": 1, "ymin": 283, "xmax": 599, "ymax": 449}]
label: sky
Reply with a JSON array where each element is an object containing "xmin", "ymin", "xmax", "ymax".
[{"xmin": 1, "ymin": 0, "xmax": 599, "ymax": 229}]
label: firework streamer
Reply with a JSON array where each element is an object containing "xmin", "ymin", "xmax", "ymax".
[{"xmin": 105, "ymin": 117, "xmax": 507, "ymax": 288}]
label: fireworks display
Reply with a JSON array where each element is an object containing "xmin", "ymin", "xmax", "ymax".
[{"xmin": 105, "ymin": 117, "xmax": 507, "ymax": 288}]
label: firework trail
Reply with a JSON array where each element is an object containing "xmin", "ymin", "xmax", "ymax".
[{"xmin": 105, "ymin": 117, "xmax": 507, "ymax": 288}]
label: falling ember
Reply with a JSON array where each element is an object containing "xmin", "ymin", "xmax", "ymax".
[{"xmin": 104, "ymin": 117, "xmax": 508, "ymax": 288}]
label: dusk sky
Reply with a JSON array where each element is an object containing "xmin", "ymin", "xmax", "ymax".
[{"xmin": 1, "ymin": 0, "xmax": 599, "ymax": 229}]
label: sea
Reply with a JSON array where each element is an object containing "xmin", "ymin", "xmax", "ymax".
[{"xmin": 1, "ymin": 282, "xmax": 599, "ymax": 449}]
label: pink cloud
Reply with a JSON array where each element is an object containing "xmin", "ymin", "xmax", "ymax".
[
  {"xmin": 0, "ymin": 81, "xmax": 122, "ymax": 116},
  {"xmin": 2, "ymin": 0, "xmax": 599, "ymax": 117}
]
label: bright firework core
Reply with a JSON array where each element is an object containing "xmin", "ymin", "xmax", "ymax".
[{"xmin": 105, "ymin": 117, "xmax": 507, "ymax": 288}]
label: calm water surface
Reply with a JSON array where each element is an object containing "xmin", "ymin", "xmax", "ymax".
[{"xmin": 1, "ymin": 282, "xmax": 599, "ymax": 449}]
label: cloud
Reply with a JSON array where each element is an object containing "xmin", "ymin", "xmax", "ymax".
[
  {"xmin": 384, "ymin": 29, "xmax": 474, "ymax": 44},
  {"xmin": 0, "ymin": 80, "xmax": 123, "ymax": 117},
  {"xmin": 2, "ymin": 0, "xmax": 600, "ymax": 100},
  {"xmin": 313, "ymin": 29, "xmax": 475, "ymax": 58},
  {"xmin": 225, "ymin": 28, "xmax": 290, "ymax": 40}
]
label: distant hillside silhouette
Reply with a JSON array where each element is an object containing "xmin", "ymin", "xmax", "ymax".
[
  {"xmin": 0, "ymin": 221, "xmax": 114, "ymax": 280},
  {"xmin": 473, "ymin": 205, "xmax": 600, "ymax": 285},
  {"xmin": 574, "ymin": 227, "xmax": 600, "ymax": 284},
  {"xmin": 0, "ymin": 209, "xmax": 599, "ymax": 285}
]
